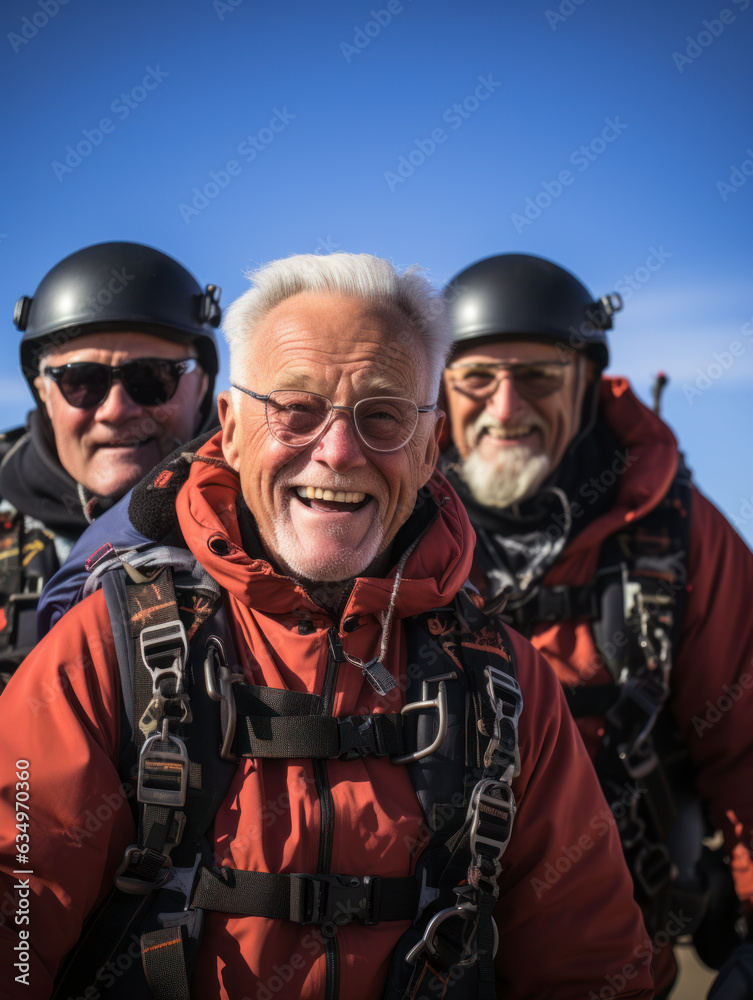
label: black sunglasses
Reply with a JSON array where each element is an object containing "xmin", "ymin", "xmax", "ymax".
[{"xmin": 41, "ymin": 358, "xmax": 199, "ymax": 409}]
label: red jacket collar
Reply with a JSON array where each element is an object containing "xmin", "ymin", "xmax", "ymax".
[
  {"xmin": 174, "ymin": 431, "xmax": 476, "ymax": 620},
  {"xmin": 562, "ymin": 376, "xmax": 679, "ymax": 557}
]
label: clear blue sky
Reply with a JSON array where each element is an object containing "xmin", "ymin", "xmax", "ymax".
[{"xmin": 2, "ymin": 0, "xmax": 752, "ymax": 543}]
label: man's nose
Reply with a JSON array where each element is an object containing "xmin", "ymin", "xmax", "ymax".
[
  {"xmin": 94, "ymin": 379, "xmax": 145, "ymax": 421},
  {"xmin": 310, "ymin": 411, "xmax": 367, "ymax": 472},
  {"xmin": 485, "ymin": 373, "xmax": 526, "ymax": 423}
]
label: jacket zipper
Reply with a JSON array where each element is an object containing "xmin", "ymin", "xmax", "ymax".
[{"xmin": 315, "ymin": 624, "xmax": 345, "ymax": 1000}]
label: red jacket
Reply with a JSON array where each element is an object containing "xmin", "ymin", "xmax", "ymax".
[
  {"xmin": 488, "ymin": 377, "xmax": 753, "ymax": 992},
  {"xmin": 0, "ymin": 432, "xmax": 653, "ymax": 999}
]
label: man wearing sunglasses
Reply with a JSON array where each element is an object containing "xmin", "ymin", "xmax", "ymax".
[
  {"xmin": 440, "ymin": 252, "xmax": 753, "ymax": 998},
  {"xmin": 0, "ymin": 241, "xmax": 220, "ymax": 682},
  {"xmin": 0, "ymin": 253, "xmax": 652, "ymax": 999}
]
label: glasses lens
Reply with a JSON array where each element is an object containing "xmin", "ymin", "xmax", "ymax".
[
  {"xmin": 121, "ymin": 360, "xmax": 182, "ymax": 406},
  {"xmin": 511, "ymin": 364, "xmax": 567, "ymax": 398},
  {"xmin": 57, "ymin": 363, "xmax": 111, "ymax": 409},
  {"xmin": 452, "ymin": 363, "xmax": 567, "ymax": 399},
  {"xmin": 267, "ymin": 391, "xmax": 332, "ymax": 446},
  {"xmin": 354, "ymin": 397, "xmax": 418, "ymax": 452}
]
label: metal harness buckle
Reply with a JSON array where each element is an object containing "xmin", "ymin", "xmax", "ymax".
[
  {"xmin": 138, "ymin": 619, "xmax": 191, "ymax": 736},
  {"xmin": 392, "ymin": 673, "xmax": 456, "ymax": 765},
  {"xmin": 115, "ymin": 844, "xmax": 173, "ymax": 895},
  {"xmin": 137, "ymin": 717, "xmax": 189, "ymax": 808},
  {"xmin": 468, "ymin": 777, "xmax": 516, "ymax": 865}
]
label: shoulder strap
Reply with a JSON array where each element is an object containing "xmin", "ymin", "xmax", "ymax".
[
  {"xmin": 383, "ymin": 590, "xmax": 521, "ymax": 1000},
  {"xmin": 53, "ymin": 561, "xmax": 239, "ymax": 1000}
]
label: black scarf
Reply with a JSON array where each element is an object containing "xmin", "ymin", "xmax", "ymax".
[
  {"xmin": 0, "ymin": 409, "xmax": 115, "ymax": 536},
  {"xmin": 440, "ymin": 414, "xmax": 621, "ymax": 602}
]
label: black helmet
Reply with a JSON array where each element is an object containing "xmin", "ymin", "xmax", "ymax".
[
  {"xmin": 445, "ymin": 253, "xmax": 621, "ymax": 371},
  {"xmin": 14, "ymin": 241, "xmax": 221, "ymax": 419}
]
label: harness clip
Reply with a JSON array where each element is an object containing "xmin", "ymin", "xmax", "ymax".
[
  {"xmin": 298, "ymin": 873, "xmax": 378, "ymax": 927},
  {"xmin": 404, "ymin": 896, "xmax": 499, "ymax": 968},
  {"xmin": 204, "ymin": 636, "xmax": 242, "ymax": 761},
  {"xmin": 115, "ymin": 844, "xmax": 173, "ymax": 895},
  {"xmin": 137, "ymin": 719, "xmax": 189, "ymax": 808},
  {"xmin": 392, "ymin": 673, "xmax": 456, "ymax": 765},
  {"xmin": 468, "ymin": 777, "xmax": 516, "ymax": 867},
  {"xmin": 140, "ymin": 619, "xmax": 189, "ymax": 691}
]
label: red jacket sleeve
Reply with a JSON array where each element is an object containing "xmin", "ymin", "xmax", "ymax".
[
  {"xmin": 493, "ymin": 629, "xmax": 654, "ymax": 999},
  {"xmin": 669, "ymin": 488, "xmax": 753, "ymax": 906},
  {"xmin": 0, "ymin": 590, "xmax": 133, "ymax": 999}
]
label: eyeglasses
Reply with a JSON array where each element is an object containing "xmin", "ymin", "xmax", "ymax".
[
  {"xmin": 41, "ymin": 358, "xmax": 199, "ymax": 409},
  {"xmin": 446, "ymin": 360, "xmax": 572, "ymax": 400},
  {"xmin": 230, "ymin": 384, "xmax": 437, "ymax": 453}
]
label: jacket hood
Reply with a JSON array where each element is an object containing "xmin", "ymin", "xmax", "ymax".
[
  {"xmin": 174, "ymin": 431, "xmax": 476, "ymax": 620},
  {"xmin": 563, "ymin": 376, "xmax": 679, "ymax": 556},
  {"xmin": 0, "ymin": 409, "xmax": 90, "ymax": 535}
]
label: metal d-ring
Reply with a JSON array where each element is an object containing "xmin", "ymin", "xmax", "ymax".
[
  {"xmin": 392, "ymin": 672, "xmax": 456, "ymax": 765},
  {"xmin": 404, "ymin": 899, "xmax": 499, "ymax": 967},
  {"xmin": 204, "ymin": 636, "xmax": 239, "ymax": 761}
]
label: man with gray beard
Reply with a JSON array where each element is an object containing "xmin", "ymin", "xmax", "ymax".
[{"xmin": 439, "ymin": 252, "xmax": 753, "ymax": 999}]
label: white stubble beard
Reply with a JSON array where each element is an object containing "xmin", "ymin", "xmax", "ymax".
[
  {"xmin": 460, "ymin": 414, "xmax": 551, "ymax": 510},
  {"xmin": 269, "ymin": 491, "xmax": 385, "ymax": 583}
]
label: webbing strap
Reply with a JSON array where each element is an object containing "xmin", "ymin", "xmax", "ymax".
[
  {"xmin": 191, "ymin": 867, "xmax": 420, "ymax": 926},
  {"xmin": 231, "ymin": 683, "xmax": 405, "ymax": 759},
  {"xmin": 142, "ymin": 927, "xmax": 191, "ymax": 1000},
  {"xmin": 126, "ymin": 567, "xmax": 189, "ymax": 752},
  {"xmin": 233, "ymin": 709, "xmax": 405, "ymax": 759}
]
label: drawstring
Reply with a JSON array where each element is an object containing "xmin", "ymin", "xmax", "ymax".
[{"xmin": 341, "ymin": 535, "xmax": 422, "ymax": 697}]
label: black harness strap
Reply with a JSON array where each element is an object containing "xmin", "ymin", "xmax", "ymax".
[
  {"xmin": 384, "ymin": 592, "xmax": 521, "ymax": 1000},
  {"xmin": 231, "ymin": 683, "xmax": 406, "ymax": 759},
  {"xmin": 141, "ymin": 927, "xmax": 191, "ymax": 1000},
  {"xmin": 191, "ymin": 867, "xmax": 420, "ymax": 925}
]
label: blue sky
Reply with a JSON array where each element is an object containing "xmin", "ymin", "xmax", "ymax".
[{"xmin": 2, "ymin": 0, "xmax": 752, "ymax": 543}]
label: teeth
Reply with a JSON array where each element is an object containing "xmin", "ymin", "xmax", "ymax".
[{"xmin": 295, "ymin": 487, "xmax": 367, "ymax": 503}]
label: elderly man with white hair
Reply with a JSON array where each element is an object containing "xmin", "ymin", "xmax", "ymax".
[{"xmin": 0, "ymin": 253, "xmax": 652, "ymax": 1000}]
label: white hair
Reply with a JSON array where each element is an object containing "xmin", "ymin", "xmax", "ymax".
[{"xmin": 222, "ymin": 253, "xmax": 452, "ymax": 397}]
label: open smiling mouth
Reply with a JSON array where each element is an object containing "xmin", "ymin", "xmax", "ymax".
[
  {"xmin": 100, "ymin": 438, "xmax": 157, "ymax": 450},
  {"xmin": 293, "ymin": 486, "xmax": 372, "ymax": 513}
]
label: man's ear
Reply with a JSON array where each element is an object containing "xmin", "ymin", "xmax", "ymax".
[
  {"xmin": 218, "ymin": 391, "xmax": 241, "ymax": 472},
  {"xmin": 33, "ymin": 374, "xmax": 51, "ymax": 414}
]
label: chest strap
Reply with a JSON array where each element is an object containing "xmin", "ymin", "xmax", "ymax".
[
  {"xmin": 230, "ymin": 684, "xmax": 406, "ymax": 760},
  {"xmin": 191, "ymin": 867, "xmax": 420, "ymax": 926}
]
